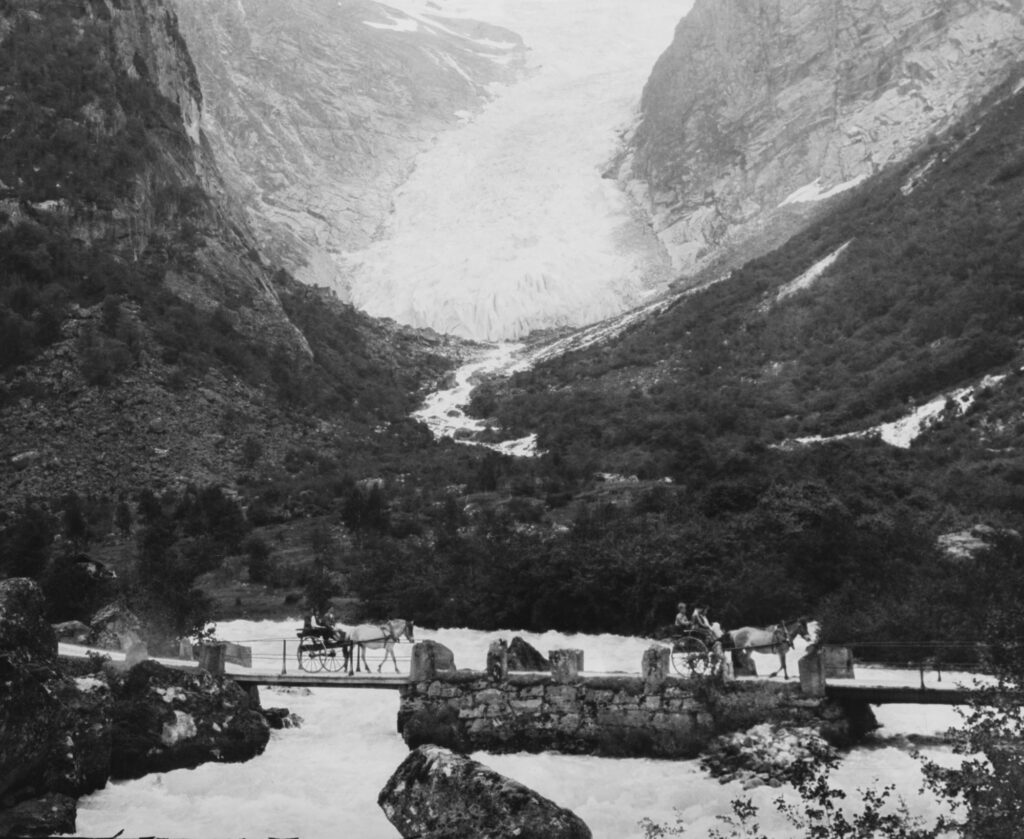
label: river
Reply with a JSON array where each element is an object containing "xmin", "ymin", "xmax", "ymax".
[
  {"xmin": 69, "ymin": 0, "xmax": 968, "ymax": 834},
  {"xmin": 72, "ymin": 621, "xmax": 963, "ymax": 838}
]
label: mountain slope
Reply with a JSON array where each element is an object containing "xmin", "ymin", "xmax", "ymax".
[
  {"xmin": 0, "ymin": 0, "xmax": 464, "ymax": 504},
  {"xmin": 618, "ymin": 0, "xmax": 1024, "ymax": 280},
  {"xmin": 170, "ymin": 0, "xmax": 526, "ymax": 289},
  {"xmin": 485, "ymin": 67, "xmax": 1024, "ymax": 499}
]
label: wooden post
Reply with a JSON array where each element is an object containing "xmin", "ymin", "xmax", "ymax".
[{"xmin": 281, "ymin": 639, "xmax": 287, "ymax": 675}]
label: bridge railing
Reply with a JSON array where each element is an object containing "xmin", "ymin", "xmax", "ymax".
[{"xmin": 218, "ymin": 636, "xmax": 414, "ymax": 676}]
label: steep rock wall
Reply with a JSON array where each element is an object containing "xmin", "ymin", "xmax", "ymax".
[
  {"xmin": 621, "ymin": 0, "xmax": 1024, "ymax": 278},
  {"xmin": 171, "ymin": 0, "xmax": 525, "ymax": 289}
]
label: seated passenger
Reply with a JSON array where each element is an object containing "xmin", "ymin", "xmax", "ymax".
[
  {"xmin": 692, "ymin": 605, "xmax": 714, "ymax": 635},
  {"xmin": 674, "ymin": 602, "xmax": 691, "ymax": 632}
]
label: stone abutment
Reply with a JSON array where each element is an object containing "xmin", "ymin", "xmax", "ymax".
[{"xmin": 397, "ymin": 640, "xmax": 874, "ymax": 759}]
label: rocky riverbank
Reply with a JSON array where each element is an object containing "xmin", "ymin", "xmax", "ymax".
[
  {"xmin": 0, "ymin": 578, "xmax": 287, "ymax": 836},
  {"xmin": 701, "ymin": 723, "xmax": 837, "ymax": 789}
]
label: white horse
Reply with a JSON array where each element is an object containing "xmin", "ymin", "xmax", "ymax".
[
  {"xmin": 726, "ymin": 617, "xmax": 811, "ymax": 680},
  {"xmin": 347, "ymin": 619, "xmax": 414, "ymax": 674}
]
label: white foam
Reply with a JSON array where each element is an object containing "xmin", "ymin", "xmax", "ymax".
[{"xmin": 73, "ymin": 621, "xmax": 959, "ymax": 838}]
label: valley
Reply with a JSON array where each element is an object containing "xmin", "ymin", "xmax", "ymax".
[{"xmin": 2, "ymin": 0, "xmax": 1024, "ymax": 836}]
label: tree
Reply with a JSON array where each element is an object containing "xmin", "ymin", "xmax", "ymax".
[
  {"xmin": 243, "ymin": 535, "xmax": 272, "ymax": 584},
  {"xmin": 303, "ymin": 523, "xmax": 341, "ymax": 615},
  {"xmin": 60, "ymin": 492, "xmax": 88, "ymax": 548},
  {"xmin": 114, "ymin": 497, "xmax": 133, "ymax": 538},
  {"xmin": 0, "ymin": 503, "xmax": 56, "ymax": 578},
  {"xmin": 921, "ymin": 541, "xmax": 1024, "ymax": 838},
  {"xmin": 640, "ymin": 537, "xmax": 1024, "ymax": 839}
]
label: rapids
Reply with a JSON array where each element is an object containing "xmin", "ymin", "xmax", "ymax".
[{"xmin": 71, "ymin": 621, "xmax": 963, "ymax": 838}]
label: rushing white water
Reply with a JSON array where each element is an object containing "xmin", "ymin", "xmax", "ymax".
[
  {"xmin": 72, "ymin": 621, "xmax": 965, "ymax": 839},
  {"xmin": 411, "ymin": 341, "xmax": 543, "ymax": 455},
  {"xmin": 342, "ymin": 0, "xmax": 688, "ymax": 341}
]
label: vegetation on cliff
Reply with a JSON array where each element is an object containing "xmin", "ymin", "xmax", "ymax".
[{"xmin": 3, "ymin": 0, "xmax": 1024, "ymax": 679}]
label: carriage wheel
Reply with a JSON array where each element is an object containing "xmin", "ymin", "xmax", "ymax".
[
  {"xmin": 323, "ymin": 647, "xmax": 346, "ymax": 672},
  {"xmin": 671, "ymin": 636, "xmax": 710, "ymax": 677},
  {"xmin": 299, "ymin": 646, "xmax": 324, "ymax": 672}
]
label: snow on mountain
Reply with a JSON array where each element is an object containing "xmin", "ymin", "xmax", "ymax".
[
  {"xmin": 340, "ymin": 0, "xmax": 694, "ymax": 341},
  {"xmin": 792, "ymin": 374, "xmax": 1010, "ymax": 450},
  {"xmin": 761, "ymin": 241, "xmax": 852, "ymax": 311},
  {"xmin": 171, "ymin": 0, "xmax": 526, "ymax": 288}
]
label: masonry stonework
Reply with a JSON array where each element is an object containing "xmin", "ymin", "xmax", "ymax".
[{"xmin": 397, "ymin": 643, "xmax": 873, "ymax": 759}]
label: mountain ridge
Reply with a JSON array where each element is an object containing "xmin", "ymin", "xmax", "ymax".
[
  {"xmin": 0, "ymin": 0, "xmax": 469, "ymax": 504},
  {"xmin": 619, "ymin": 0, "xmax": 1024, "ymax": 282},
  {"xmin": 170, "ymin": 0, "xmax": 527, "ymax": 291}
]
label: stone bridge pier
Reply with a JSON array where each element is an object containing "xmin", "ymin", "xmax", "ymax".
[{"xmin": 397, "ymin": 640, "xmax": 871, "ymax": 759}]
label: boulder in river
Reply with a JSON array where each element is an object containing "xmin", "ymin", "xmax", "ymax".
[
  {"xmin": 107, "ymin": 659, "xmax": 271, "ymax": 779},
  {"xmin": 379, "ymin": 745, "xmax": 592, "ymax": 838},
  {"xmin": 508, "ymin": 636, "xmax": 548, "ymax": 671}
]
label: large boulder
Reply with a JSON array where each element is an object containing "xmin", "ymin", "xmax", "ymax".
[
  {"xmin": 379, "ymin": 745, "xmax": 592, "ymax": 839},
  {"xmin": 107, "ymin": 660, "xmax": 270, "ymax": 779},
  {"xmin": 398, "ymin": 704, "xmax": 469, "ymax": 753},
  {"xmin": 0, "ymin": 793, "xmax": 76, "ymax": 836},
  {"xmin": 0, "ymin": 577, "xmax": 57, "ymax": 663},
  {"xmin": 1, "ymin": 580, "xmax": 112, "ymax": 835},
  {"xmin": 53, "ymin": 620, "xmax": 92, "ymax": 644},
  {"xmin": 508, "ymin": 636, "xmax": 548, "ymax": 671},
  {"xmin": 89, "ymin": 601, "xmax": 143, "ymax": 651}
]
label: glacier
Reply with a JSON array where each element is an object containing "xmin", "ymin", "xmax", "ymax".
[{"xmin": 340, "ymin": 0, "xmax": 693, "ymax": 341}]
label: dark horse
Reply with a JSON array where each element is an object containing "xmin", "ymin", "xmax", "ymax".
[{"xmin": 726, "ymin": 617, "xmax": 812, "ymax": 679}]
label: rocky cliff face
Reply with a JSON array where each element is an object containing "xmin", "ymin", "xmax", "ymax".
[
  {"xmin": 0, "ymin": 0, "xmax": 463, "ymax": 503},
  {"xmin": 620, "ymin": 0, "xmax": 1024, "ymax": 278},
  {"xmin": 170, "ymin": 0, "xmax": 525, "ymax": 290}
]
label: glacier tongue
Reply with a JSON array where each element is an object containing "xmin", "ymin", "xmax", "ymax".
[{"xmin": 341, "ymin": 0, "xmax": 693, "ymax": 341}]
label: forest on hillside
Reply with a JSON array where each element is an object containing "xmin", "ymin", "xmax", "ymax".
[
  {"xmin": 0, "ymin": 5, "xmax": 451, "ymax": 421},
  {"xmin": 3, "ymin": 4, "xmax": 1024, "ymax": 672},
  {"xmin": 483, "ymin": 75, "xmax": 1024, "ymax": 474}
]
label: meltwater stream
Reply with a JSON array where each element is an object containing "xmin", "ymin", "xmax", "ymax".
[{"xmin": 73, "ymin": 621, "xmax": 962, "ymax": 838}]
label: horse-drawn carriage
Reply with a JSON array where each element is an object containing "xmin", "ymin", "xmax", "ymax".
[
  {"xmin": 295, "ymin": 618, "xmax": 414, "ymax": 675},
  {"xmin": 296, "ymin": 625, "xmax": 351, "ymax": 672},
  {"xmin": 656, "ymin": 617, "xmax": 813, "ymax": 679},
  {"xmin": 658, "ymin": 626, "xmax": 724, "ymax": 676}
]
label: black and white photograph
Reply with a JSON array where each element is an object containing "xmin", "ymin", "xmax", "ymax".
[{"xmin": 2, "ymin": 0, "xmax": 1023, "ymax": 836}]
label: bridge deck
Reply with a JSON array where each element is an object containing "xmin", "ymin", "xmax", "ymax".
[
  {"xmin": 232, "ymin": 672, "xmax": 409, "ymax": 690},
  {"xmin": 825, "ymin": 683, "xmax": 979, "ymax": 705}
]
